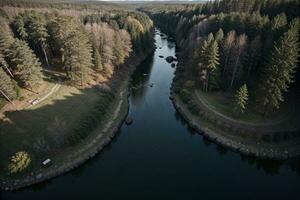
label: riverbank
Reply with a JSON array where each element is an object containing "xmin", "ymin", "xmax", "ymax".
[
  {"xmin": 170, "ymin": 51, "xmax": 300, "ymax": 160},
  {"xmin": 0, "ymin": 47, "xmax": 155, "ymax": 191},
  {"xmin": 172, "ymin": 93, "xmax": 300, "ymax": 159}
]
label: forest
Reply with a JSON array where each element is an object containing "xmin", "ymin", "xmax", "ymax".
[
  {"xmin": 143, "ymin": 0, "xmax": 300, "ymax": 117},
  {"xmin": 0, "ymin": 0, "xmax": 153, "ymax": 107},
  {"xmin": 0, "ymin": 0, "xmax": 155, "ymax": 186}
]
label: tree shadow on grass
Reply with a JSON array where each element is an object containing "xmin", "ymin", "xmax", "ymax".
[{"xmin": 0, "ymin": 85, "xmax": 111, "ymax": 176}]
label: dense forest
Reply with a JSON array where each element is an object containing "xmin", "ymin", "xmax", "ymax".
[
  {"xmin": 143, "ymin": 0, "xmax": 300, "ymax": 116},
  {"xmin": 0, "ymin": 0, "xmax": 153, "ymax": 107},
  {"xmin": 0, "ymin": 1, "xmax": 155, "ymax": 181}
]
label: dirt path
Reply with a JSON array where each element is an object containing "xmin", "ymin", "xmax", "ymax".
[
  {"xmin": 194, "ymin": 90, "xmax": 298, "ymax": 132},
  {"xmin": 0, "ymin": 83, "xmax": 61, "ymax": 120},
  {"xmin": 26, "ymin": 83, "xmax": 61, "ymax": 109}
]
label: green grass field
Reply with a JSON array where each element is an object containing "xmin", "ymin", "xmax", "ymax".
[
  {"xmin": 0, "ymin": 83, "xmax": 113, "ymax": 178},
  {"xmin": 195, "ymin": 89, "xmax": 295, "ymax": 124}
]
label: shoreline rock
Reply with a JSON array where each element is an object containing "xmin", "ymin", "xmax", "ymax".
[{"xmin": 171, "ymin": 94, "xmax": 300, "ymax": 160}]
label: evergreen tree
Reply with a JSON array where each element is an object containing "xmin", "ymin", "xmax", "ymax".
[
  {"xmin": 200, "ymin": 38, "xmax": 221, "ymax": 91},
  {"xmin": 93, "ymin": 45, "xmax": 103, "ymax": 72},
  {"xmin": 245, "ymin": 35, "xmax": 262, "ymax": 78},
  {"xmin": 0, "ymin": 27, "xmax": 14, "ymax": 53},
  {"xmin": 234, "ymin": 84, "xmax": 248, "ymax": 116},
  {"xmin": 7, "ymin": 39, "xmax": 42, "ymax": 89},
  {"xmin": 0, "ymin": 67, "xmax": 17, "ymax": 102},
  {"xmin": 27, "ymin": 15, "xmax": 50, "ymax": 66},
  {"xmin": 230, "ymin": 33, "xmax": 248, "ymax": 88},
  {"xmin": 48, "ymin": 16, "xmax": 78, "ymax": 64},
  {"xmin": 215, "ymin": 28, "xmax": 224, "ymax": 42},
  {"xmin": 64, "ymin": 30, "xmax": 93, "ymax": 85},
  {"xmin": 0, "ymin": 50, "xmax": 13, "ymax": 78},
  {"xmin": 221, "ymin": 30, "xmax": 236, "ymax": 76},
  {"xmin": 271, "ymin": 13, "xmax": 288, "ymax": 38},
  {"xmin": 258, "ymin": 19, "xmax": 300, "ymax": 115},
  {"xmin": 13, "ymin": 15, "xmax": 28, "ymax": 40},
  {"xmin": 113, "ymin": 33, "xmax": 125, "ymax": 66}
]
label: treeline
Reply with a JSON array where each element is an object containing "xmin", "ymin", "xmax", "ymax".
[
  {"xmin": 0, "ymin": 6, "xmax": 153, "ymax": 104},
  {"xmin": 145, "ymin": 0, "xmax": 300, "ymax": 116}
]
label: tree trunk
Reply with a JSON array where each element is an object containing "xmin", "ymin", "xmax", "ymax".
[
  {"xmin": 42, "ymin": 46, "xmax": 49, "ymax": 67},
  {"xmin": 230, "ymin": 52, "xmax": 241, "ymax": 88},
  {"xmin": 2, "ymin": 65, "xmax": 14, "ymax": 78},
  {"xmin": 223, "ymin": 55, "xmax": 229, "ymax": 76},
  {"xmin": 0, "ymin": 89, "xmax": 14, "ymax": 105}
]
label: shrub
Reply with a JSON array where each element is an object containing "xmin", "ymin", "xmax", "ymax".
[{"xmin": 8, "ymin": 151, "xmax": 31, "ymax": 174}]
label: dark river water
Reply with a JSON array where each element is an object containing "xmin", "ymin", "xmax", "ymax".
[{"xmin": 2, "ymin": 29, "xmax": 300, "ymax": 200}]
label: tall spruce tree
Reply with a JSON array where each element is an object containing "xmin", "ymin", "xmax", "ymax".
[
  {"xmin": 13, "ymin": 15, "xmax": 28, "ymax": 40},
  {"xmin": 113, "ymin": 33, "xmax": 125, "ymax": 66},
  {"xmin": 0, "ymin": 67, "xmax": 17, "ymax": 102},
  {"xmin": 7, "ymin": 39, "xmax": 42, "ymax": 89},
  {"xmin": 27, "ymin": 15, "xmax": 50, "ymax": 66},
  {"xmin": 200, "ymin": 37, "xmax": 221, "ymax": 91},
  {"xmin": 64, "ymin": 30, "xmax": 93, "ymax": 85},
  {"xmin": 234, "ymin": 84, "xmax": 248, "ymax": 116},
  {"xmin": 258, "ymin": 19, "xmax": 300, "ymax": 115},
  {"xmin": 93, "ymin": 45, "xmax": 103, "ymax": 72},
  {"xmin": 215, "ymin": 28, "xmax": 224, "ymax": 43}
]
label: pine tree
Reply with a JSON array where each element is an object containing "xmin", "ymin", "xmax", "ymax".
[
  {"xmin": 234, "ymin": 84, "xmax": 248, "ymax": 116},
  {"xmin": 93, "ymin": 45, "xmax": 103, "ymax": 72},
  {"xmin": 215, "ymin": 28, "xmax": 224, "ymax": 43},
  {"xmin": 200, "ymin": 38, "xmax": 221, "ymax": 91},
  {"xmin": 13, "ymin": 15, "xmax": 28, "ymax": 40},
  {"xmin": 230, "ymin": 33, "xmax": 248, "ymax": 88},
  {"xmin": 0, "ymin": 27, "xmax": 14, "ymax": 53},
  {"xmin": 27, "ymin": 16, "xmax": 50, "ymax": 66},
  {"xmin": 0, "ymin": 50, "xmax": 13, "ymax": 78},
  {"xmin": 64, "ymin": 30, "xmax": 93, "ymax": 85},
  {"xmin": 0, "ymin": 67, "xmax": 17, "ymax": 102},
  {"xmin": 113, "ymin": 33, "xmax": 125, "ymax": 66},
  {"xmin": 7, "ymin": 39, "xmax": 42, "ymax": 89},
  {"xmin": 48, "ymin": 16, "xmax": 78, "ymax": 64},
  {"xmin": 221, "ymin": 30, "xmax": 236, "ymax": 76},
  {"xmin": 258, "ymin": 19, "xmax": 300, "ymax": 115},
  {"xmin": 271, "ymin": 13, "xmax": 287, "ymax": 38},
  {"xmin": 245, "ymin": 35, "xmax": 262, "ymax": 78}
]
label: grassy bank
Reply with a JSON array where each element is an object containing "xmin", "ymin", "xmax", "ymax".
[
  {"xmin": 0, "ymin": 47, "xmax": 154, "ymax": 190},
  {"xmin": 171, "ymin": 62, "xmax": 300, "ymax": 160}
]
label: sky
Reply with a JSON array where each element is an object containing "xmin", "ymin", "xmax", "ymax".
[{"xmin": 98, "ymin": 0, "xmax": 204, "ymax": 1}]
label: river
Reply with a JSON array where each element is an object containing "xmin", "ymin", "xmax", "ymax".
[{"xmin": 1, "ymin": 29, "xmax": 300, "ymax": 200}]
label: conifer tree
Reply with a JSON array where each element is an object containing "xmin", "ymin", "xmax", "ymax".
[
  {"xmin": 200, "ymin": 38, "xmax": 221, "ymax": 91},
  {"xmin": 215, "ymin": 28, "xmax": 224, "ymax": 43},
  {"xmin": 7, "ymin": 39, "xmax": 42, "ymax": 89},
  {"xmin": 0, "ymin": 50, "xmax": 13, "ymax": 78},
  {"xmin": 93, "ymin": 45, "xmax": 103, "ymax": 72},
  {"xmin": 0, "ymin": 67, "xmax": 17, "ymax": 102},
  {"xmin": 27, "ymin": 16, "xmax": 50, "ymax": 66},
  {"xmin": 13, "ymin": 15, "xmax": 28, "ymax": 40},
  {"xmin": 234, "ymin": 84, "xmax": 248, "ymax": 116},
  {"xmin": 64, "ymin": 31, "xmax": 93, "ymax": 85},
  {"xmin": 221, "ymin": 30, "xmax": 236, "ymax": 76},
  {"xmin": 245, "ymin": 35, "xmax": 262, "ymax": 78},
  {"xmin": 230, "ymin": 33, "xmax": 247, "ymax": 88},
  {"xmin": 258, "ymin": 19, "xmax": 300, "ymax": 115},
  {"xmin": 113, "ymin": 33, "xmax": 125, "ymax": 66}
]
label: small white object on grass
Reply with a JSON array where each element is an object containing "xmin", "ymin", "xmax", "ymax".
[{"xmin": 42, "ymin": 158, "xmax": 52, "ymax": 166}]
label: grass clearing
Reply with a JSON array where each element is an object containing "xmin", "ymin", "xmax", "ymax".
[
  {"xmin": 0, "ymin": 82, "xmax": 111, "ymax": 178},
  {"xmin": 195, "ymin": 89, "xmax": 296, "ymax": 124}
]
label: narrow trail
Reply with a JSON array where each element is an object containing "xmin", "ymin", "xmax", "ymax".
[{"xmin": 27, "ymin": 83, "xmax": 61, "ymax": 109}]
